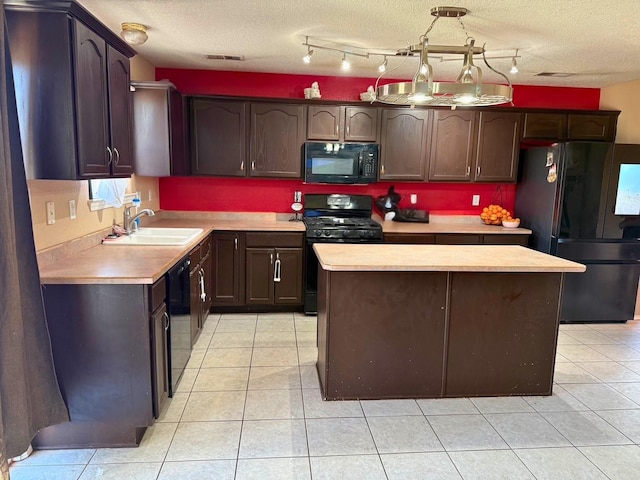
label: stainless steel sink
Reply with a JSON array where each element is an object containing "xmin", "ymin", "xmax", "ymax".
[{"xmin": 103, "ymin": 227, "xmax": 204, "ymax": 246}]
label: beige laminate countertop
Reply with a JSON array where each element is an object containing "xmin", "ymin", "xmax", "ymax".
[
  {"xmin": 379, "ymin": 220, "xmax": 532, "ymax": 235},
  {"xmin": 314, "ymin": 244, "xmax": 586, "ymax": 273},
  {"xmin": 38, "ymin": 217, "xmax": 304, "ymax": 285}
]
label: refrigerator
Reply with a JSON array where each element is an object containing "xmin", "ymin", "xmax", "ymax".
[{"xmin": 515, "ymin": 143, "xmax": 640, "ymax": 323}]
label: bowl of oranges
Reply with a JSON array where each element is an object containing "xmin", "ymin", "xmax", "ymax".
[{"xmin": 480, "ymin": 204, "xmax": 520, "ymax": 227}]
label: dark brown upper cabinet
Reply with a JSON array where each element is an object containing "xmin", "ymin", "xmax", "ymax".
[
  {"xmin": 567, "ymin": 114, "xmax": 616, "ymax": 141},
  {"xmin": 5, "ymin": 2, "xmax": 136, "ymax": 180},
  {"xmin": 132, "ymin": 81, "xmax": 188, "ymax": 177},
  {"xmin": 250, "ymin": 103, "xmax": 306, "ymax": 178},
  {"xmin": 307, "ymin": 105, "xmax": 379, "ymax": 142},
  {"xmin": 379, "ymin": 109, "xmax": 431, "ymax": 181},
  {"xmin": 474, "ymin": 111, "xmax": 521, "ymax": 182},
  {"xmin": 191, "ymin": 99, "xmax": 247, "ymax": 176},
  {"xmin": 523, "ymin": 111, "xmax": 618, "ymax": 142},
  {"xmin": 428, "ymin": 110, "xmax": 477, "ymax": 182}
]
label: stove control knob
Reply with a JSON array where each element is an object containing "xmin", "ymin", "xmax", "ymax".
[
  {"xmin": 324, "ymin": 231, "xmax": 330, "ymax": 236},
  {"xmin": 342, "ymin": 230, "xmax": 350, "ymax": 237},
  {"xmin": 314, "ymin": 229, "xmax": 321, "ymax": 237}
]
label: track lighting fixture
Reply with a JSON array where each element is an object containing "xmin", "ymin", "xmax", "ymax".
[
  {"xmin": 303, "ymin": 47, "xmax": 313, "ymax": 64},
  {"xmin": 341, "ymin": 53, "xmax": 351, "ymax": 71},
  {"xmin": 510, "ymin": 49, "xmax": 519, "ymax": 74},
  {"xmin": 378, "ymin": 56, "xmax": 387, "ymax": 73}
]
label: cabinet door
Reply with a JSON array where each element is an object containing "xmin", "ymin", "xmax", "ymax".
[
  {"xmin": 212, "ymin": 233, "xmax": 244, "ymax": 306},
  {"xmin": 107, "ymin": 46, "xmax": 133, "ymax": 176},
  {"xmin": 380, "ymin": 109, "xmax": 430, "ymax": 180},
  {"xmin": 483, "ymin": 234, "xmax": 529, "ymax": 246},
  {"xmin": 344, "ymin": 107, "xmax": 378, "ymax": 142},
  {"xmin": 246, "ymin": 248, "xmax": 274, "ymax": 304},
  {"xmin": 568, "ymin": 114, "xmax": 615, "ymax": 141},
  {"xmin": 150, "ymin": 302, "xmax": 169, "ymax": 418},
  {"xmin": 250, "ymin": 103, "xmax": 305, "ymax": 178},
  {"xmin": 474, "ymin": 111, "xmax": 521, "ymax": 182},
  {"xmin": 307, "ymin": 105, "xmax": 341, "ymax": 141},
  {"xmin": 522, "ymin": 113, "xmax": 566, "ymax": 140},
  {"xmin": 274, "ymin": 248, "xmax": 303, "ymax": 304},
  {"xmin": 191, "ymin": 99, "xmax": 247, "ymax": 176},
  {"xmin": 73, "ymin": 20, "xmax": 111, "ymax": 178},
  {"xmin": 428, "ymin": 110, "xmax": 476, "ymax": 182}
]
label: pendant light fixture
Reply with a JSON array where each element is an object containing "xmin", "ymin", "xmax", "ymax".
[{"xmin": 376, "ymin": 6, "xmax": 512, "ymax": 106}]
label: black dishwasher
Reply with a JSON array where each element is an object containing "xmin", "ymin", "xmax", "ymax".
[{"xmin": 166, "ymin": 257, "xmax": 192, "ymax": 395}]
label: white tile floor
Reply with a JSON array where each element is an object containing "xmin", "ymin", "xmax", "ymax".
[{"xmin": 10, "ymin": 314, "xmax": 640, "ymax": 480}]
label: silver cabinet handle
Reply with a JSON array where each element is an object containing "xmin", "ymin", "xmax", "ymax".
[
  {"xmin": 240, "ymin": 160, "xmax": 244, "ymax": 171},
  {"xmin": 336, "ymin": 123, "xmax": 339, "ymax": 135},
  {"xmin": 274, "ymin": 253, "xmax": 281, "ymax": 282},
  {"xmin": 466, "ymin": 166, "xmax": 470, "ymax": 176},
  {"xmin": 199, "ymin": 268, "xmax": 206, "ymax": 302},
  {"xmin": 106, "ymin": 146, "xmax": 113, "ymax": 165},
  {"xmin": 346, "ymin": 125, "xmax": 350, "ymax": 136},
  {"xmin": 270, "ymin": 253, "xmax": 273, "ymax": 264},
  {"xmin": 234, "ymin": 237, "xmax": 238, "ymax": 250},
  {"xmin": 163, "ymin": 311, "xmax": 169, "ymax": 331},
  {"xmin": 477, "ymin": 165, "xmax": 481, "ymax": 176},
  {"xmin": 113, "ymin": 147, "xmax": 120, "ymax": 165},
  {"xmin": 381, "ymin": 164, "xmax": 385, "ymax": 175},
  {"xmin": 251, "ymin": 160, "xmax": 256, "ymax": 171}
]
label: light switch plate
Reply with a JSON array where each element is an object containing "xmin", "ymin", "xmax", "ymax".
[
  {"xmin": 472, "ymin": 195, "xmax": 480, "ymax": 206},
  {"xmin": 69, "ymin": 200, "xmax": 77, "ymax": 220},
  {"xmin": 46, "ymin": 201, "xmax": 55, "ymax": 224}
]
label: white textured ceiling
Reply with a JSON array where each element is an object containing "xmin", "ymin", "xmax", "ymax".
[{"xmin": 78, "ymin": 0, "xmax": 640, "ymax": 88}]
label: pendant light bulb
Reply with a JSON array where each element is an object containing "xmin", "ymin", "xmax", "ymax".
[
  {"xmin": 341, "ymin": 53, "xmax": 350, "ymax": 71},
  {"xmin": 510, "ymin": 56, "xmax": 518, "ymax": 74},
  {"xmin": 303, "ymin": 47, "xmax": 313, "ymax": 64},
  {"xmin": 378, "ymin": 56, "xmax": 387, "ymax": 73}
]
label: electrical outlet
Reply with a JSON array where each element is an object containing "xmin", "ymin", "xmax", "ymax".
[
  {"xmin": 69, "ymin": 200, "xmax": 77, "ymax": 220},
  {"xmin": 148, "ymin": 189, "xmax": 153, "ymax": 201},
  {"xmin": 472, "ymin": 195, "xmax": 480, "ymax": 206},
  {"xmin": 410, "ymin": 194, "xmax": 417, "ymax": 204},
  {"xmin": 46, "ymin": 201, "xmax": 55, "ymax": 225}
]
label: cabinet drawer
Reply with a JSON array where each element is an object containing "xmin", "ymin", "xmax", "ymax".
[
  {"xmin": 150, "ymin": 276, "xmax": 167, "ymax": 313},
  {"xmin": 435, "ymin": 234, "xmax": 482, "ymax": 245},
  {"xmin": 384, "ymin": 233, "xmax": 436, "ymax": 244},
  {"xmin": 246, "ymin": 232, "xmax": 304, "ymax": 248}
]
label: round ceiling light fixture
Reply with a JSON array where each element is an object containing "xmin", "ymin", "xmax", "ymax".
[{"xmin": 120, "ymin": 22, "xmax": 148, "ymax": 46}]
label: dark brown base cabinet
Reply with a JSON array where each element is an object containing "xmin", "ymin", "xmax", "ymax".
[
  {"xmin": 317, "ymin": 270, "xmax": 562, "ymax": 400},
  {"xmin": 213, "ymin": 232, "xmax": 304, "ymax": 311},
  {"xmin": 384, "ymin": 233, "xmax": 529, "ymax": 246},
  {"xmin": 34, "ymin": 282, "xmax": 167, "ymax": 448}
]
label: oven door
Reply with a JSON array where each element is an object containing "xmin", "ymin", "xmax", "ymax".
[{"xmin": 304, "ymin": 237, "xmax": 382, "ymax": 314}]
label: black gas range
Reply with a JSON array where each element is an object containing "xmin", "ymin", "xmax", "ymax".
[
  {"xmin": 303, "ymin": 194, "xmax": 383, "ymax": 242},
  {"xmin": 302, "ymin": 194, "xmax": 383, "ymax": 313}
]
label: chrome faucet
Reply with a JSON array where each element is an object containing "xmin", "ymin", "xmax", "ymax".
[{"xmin": 123, "ymin": 207, "xmax": 155, "ymax": 234}]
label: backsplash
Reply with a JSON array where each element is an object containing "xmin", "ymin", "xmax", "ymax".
[{"xmin": 160, "ymin": 177, "xmax": 516, "ymax": 216}]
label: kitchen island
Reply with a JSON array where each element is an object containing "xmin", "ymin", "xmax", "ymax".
[{"xmin": 314, "ymin": 244, "xmax": 585, "ymax": 400}]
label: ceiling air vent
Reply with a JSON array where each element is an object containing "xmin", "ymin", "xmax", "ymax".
[
  {"xmin": 535, "ymin": 72, "xmax": 575, "ymax": 78},
  {"xmin": 205, "ymin": 54, "xmax": 245, "ymax": 61}
]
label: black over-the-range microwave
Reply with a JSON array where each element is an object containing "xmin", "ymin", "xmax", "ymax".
[{"xmin": 304, "ymin": 142, "xmax": 379, "ymax": 184}]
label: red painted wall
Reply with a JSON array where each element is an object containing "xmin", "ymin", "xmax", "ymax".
[{"xmin": 156, "ymin": 68, "xmax": 599, "ymax": 216}]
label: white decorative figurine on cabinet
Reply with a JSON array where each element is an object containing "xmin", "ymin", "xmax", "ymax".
[{"xmin": 304, "ymin": 81, "xmax": 321, "ymax": 99}]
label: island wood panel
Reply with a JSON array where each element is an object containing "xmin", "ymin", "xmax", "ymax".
[
  {"xmin": 445, "ymin": 272, "xmax": 562, "ymax": 397},
  {"xmin": 317, "ymin": 270, "xmax": 448, "ymax": 400}
]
